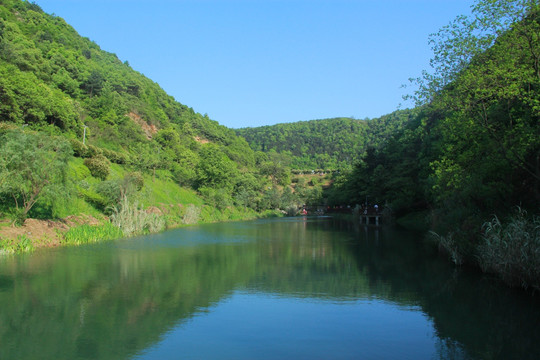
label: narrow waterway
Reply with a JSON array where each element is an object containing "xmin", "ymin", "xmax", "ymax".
[{"xmin": 0, "ymin": 217, "xmax": 539, "ymax": 359}]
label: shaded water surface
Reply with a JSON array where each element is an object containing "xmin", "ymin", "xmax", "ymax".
[{"xmin": 0, "ymin": 217, "xmax": 539, "ymax": 359}]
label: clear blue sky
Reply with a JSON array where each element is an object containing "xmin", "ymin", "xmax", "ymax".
[{"xmin": 35, "ymin": 0, "xmax": 473, "ymax": 128}]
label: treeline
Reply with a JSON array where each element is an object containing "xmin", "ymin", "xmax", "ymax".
[{"xmin": 327, "ymin": 0, "xmax": 540, "ymax": 290}]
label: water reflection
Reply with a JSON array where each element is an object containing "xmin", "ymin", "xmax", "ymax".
[{"xmin": 0, "ymin": 217, "xmax": 538, "ymax": 359}]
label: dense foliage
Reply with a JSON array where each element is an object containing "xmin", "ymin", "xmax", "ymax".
[
  {"xmin": 236, "ymin": 112, "xmax": 414, "ymax": 171},
  {"xmin": 328, "ymin": 0, "xmax": 540, "ymax": 290}
]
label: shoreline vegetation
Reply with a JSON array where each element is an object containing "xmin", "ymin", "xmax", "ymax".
[
  {"xmin": 0, "ymin": 0, "xmax": 539, "ymax": 294},
  {"xmin": 0, "ymin": 202, "xmax": 284, "ymax": 254}
]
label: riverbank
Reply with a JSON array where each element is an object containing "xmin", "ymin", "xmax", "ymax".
[{"xmin": 0, "ymin": 206, "xmax": 284, "ymax": 254}]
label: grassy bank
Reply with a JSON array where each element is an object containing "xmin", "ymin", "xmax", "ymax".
[
  {"xmin": 0, "ymin": 205, "xmax": 284, "ymax": 254},
  {"xmin": 0, "ymin": 158, "xmax": 285, "ymax": 254}
]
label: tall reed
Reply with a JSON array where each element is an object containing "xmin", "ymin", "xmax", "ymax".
[
  {"xmin": 479, "ymin": 208, "xmax": 540, "ymax": 291},
  {"xmin": 182, "ymin": 204, "xmax": 201, "ymax": 225},
  {"xmin": 429, "ymin": 231, "xmax": 464, "ymax": 265},
  {"xmin": 109, "ymin": 195, "xmax": 165, "ymax": 236}
]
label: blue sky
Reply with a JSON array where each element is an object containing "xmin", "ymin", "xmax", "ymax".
[{"xmin": 34, "ymin": 0, "xmax": 473, "ymax": 128}]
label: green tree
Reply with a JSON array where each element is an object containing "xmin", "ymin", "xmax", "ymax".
[
  {"xmin": 259, "ymin": 150, "xmax": 292, "ymax": 186},
  {"xmin": 196, "ymin": 144, "xmax": 238, "ymax": 190},
  {"xmin": 417, "ymin": 0, "xmax": 540, "ymax": 206},
  {"xmin": 81, "ymin": 70, "xmax": 105, "ymax": 97},
  {"xmin": 0, "ymin": 130, "xmax": 72, "ymax": 223}
]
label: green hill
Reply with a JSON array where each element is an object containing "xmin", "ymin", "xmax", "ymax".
[
  {"xmin": 236, "ymin": 110, "xmax": 416, "ymax": 171},
  {"xmin": 0, "ymin": 0, "xmax": 299, "ymax": 241}
]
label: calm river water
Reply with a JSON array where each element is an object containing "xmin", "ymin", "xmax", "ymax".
[{"xmin": 0, "ymin": 217, "xmax": 539, "ymax": 359}]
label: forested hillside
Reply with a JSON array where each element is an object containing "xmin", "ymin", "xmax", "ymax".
[
  {"xmin": 328, "ymin": 0, "xmax": 540, "ymax": 290},
  {"xmin": 0, "ymin": 0, "xmax": 303, "ymax": 239},
  {"xmin": 236, "ymin": 110, "xmax": 416, "ymax": 170}
]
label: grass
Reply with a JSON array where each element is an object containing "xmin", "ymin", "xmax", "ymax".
[
  {"xmin": 139, "ymin": 170, "xmax": 204, "ymax": 207},
  {"xmin": 63, "ymin": 223, "xmax": 124, "ymax": 245},
  {"xmin": 1, "ymin": 160, "xmax": 284, "ymax": 250},
  {"xmin": 429, "ymin": 231, "xmax": 464, "ymax": 265},
  {"xmin": 0, "ymin": 235, "xmax": 35, "ymax": 254},
  {"xmin": 182, "ymin": 204, "xmax": 201, "ymax": 225}
]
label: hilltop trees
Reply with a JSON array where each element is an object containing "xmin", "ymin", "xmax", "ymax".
[{"xmin": 236, "ymin": 118, "xmax": 371, "ymax": 170}]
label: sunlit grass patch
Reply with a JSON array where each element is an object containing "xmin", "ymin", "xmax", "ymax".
[
  {"xmin": 63, "ymin": 223, "xmax": 124, "ymax": 245},
  {"xmin": 0, "ymin": 235, "xmax": 34, "ymax": 254}
]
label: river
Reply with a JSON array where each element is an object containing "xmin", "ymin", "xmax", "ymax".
[{"xmin": 0, "ymin": 217, "xmax": 539, "ymax": 359}]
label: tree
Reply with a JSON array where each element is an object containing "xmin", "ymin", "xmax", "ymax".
[
  {"xmin": 0, "ymin": 130, "xmax": 72, "ymax": 223},
  {"xmin": 412, "ymin": 0, "xmax": 539, "ymax": 104},
  {"xmin": 259, "ymin": 150, "xmax": 292, "ymax": 186},
  {"xmin": 412, "ymin": 0, "xmax": 540, "ymax": 204},
  {"xmin": 196, "ymin": 144, "xmax": 238, "ymax": 190},
  {"xmin": 81, "ymin": 70, "xmax": 104, "ymax": 97}
]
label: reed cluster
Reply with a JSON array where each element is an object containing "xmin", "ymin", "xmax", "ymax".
[
  {"xmin": 110, "ymin": 196, "xmax": 165, "ymax": 237},
  {"xmin": 0, "ymin": 235, "xmax": 34, "ymax": 254},
  {"xmin": 479, "ymin": 209, "xmax": 540, "ymax": 291},
  {"xmin": 429, "ymin": 231, "xmax": 464, "ymax": 265},
  {"xmin": 182, "ymin": 204, "xmax": 201, "ymax": 225}
]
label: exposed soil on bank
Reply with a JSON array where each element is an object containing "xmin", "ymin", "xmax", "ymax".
[{"xmin": 0, "ymin": 215, "xmax": 105, "ymax": 249}]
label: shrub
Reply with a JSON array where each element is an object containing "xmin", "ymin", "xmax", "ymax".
[
  {"xmin": 69, "ymin": 138, "xmax": 87, "ymax": 157},
  {"xmin": 102, "ymin": 148, "xmax": 129, "ymax": 164},
  {"xmin": 199, "ymin": 187, "xmax": 233, "ymax": 210},
  {"xmin": 86, "ymin": 144, "xmax": 102, "ymax": 158},
  {"xmin": 96, "ymin": 180, "xmax": 122, "ymax": 207},
  {"xmin": 84, "ymin": 154, "xmax": 110, "ymax": 180},
  {"xmin": 124, "ymin": 171, "xmax": 144, "ymax": 192},
  {"xmin": 78, "ymin": 187, "xmax": 109, "ymax": 211}
]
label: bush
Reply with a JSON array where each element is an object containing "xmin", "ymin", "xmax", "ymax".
[
  {"xmin": 95, "ymin": 180, "xmax": 122, "ymax": 207},
  {"xmin": 124, "ymin": 171, "xmax": 144, "ymax": 192},
  {"xmin": 78, "ymin": 187, "xmax": 109, "ymax": 211},
  {"xmin": 102, "ymin": 148, "xmax": 128, "ymax": 164},
  {"xmin": 86, "ymin": 144, "xmax": 103, "ymax": 157},
  {"xmin": 84, "ymin": 154, "xmax": 110, "ymax": 180},
  {"xmin": 199, "ymin": 187, "xmax": 233, "ymax": 210},
  {"xmin": 69, "ymin": 138, "xmax": 87, "ymax": 157}
]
